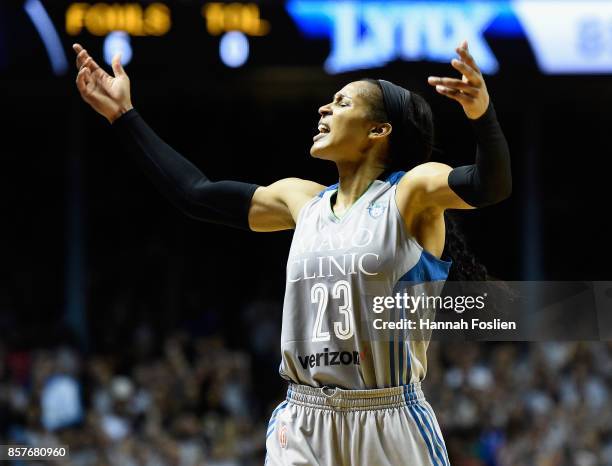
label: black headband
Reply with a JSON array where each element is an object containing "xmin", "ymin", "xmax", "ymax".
[
  {"xmin": 377, "ymin": 79, "xmax": 430, "ymax": 168},
  {"xmin": 378, "ymin": 79, "xmax": 414, "ymax": 131}
]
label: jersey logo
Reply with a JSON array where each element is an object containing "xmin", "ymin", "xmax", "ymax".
[
  {"xmin": 278, "ymin": 425, "xmax": 288, "ymax": 449},
  {"xmin": 367, "ymin": 202, "xmax": 387, "ymax": 219},
  {"xmin": 298, "ymin": 348, "xmax": 361, "ymax": 369}
]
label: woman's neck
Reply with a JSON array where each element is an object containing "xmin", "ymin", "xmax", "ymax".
[{"xmin": 333, "ymin": 162, "xmax": 385, "ymax": 216}]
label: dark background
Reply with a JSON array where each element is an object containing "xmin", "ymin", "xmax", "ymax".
[
  {"xmin": 0, "ymin": 1, "xmax": 611, "ymax": 465},
  {"xmin": 1, "ymin": 1, "xmax": 610, "ymax": 339},
  {"xmin": 2, "ymin": 49, "xmax": 610, "ymax": 344}
]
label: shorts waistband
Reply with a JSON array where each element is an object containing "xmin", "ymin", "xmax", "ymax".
[{"xmin": 287, "ymin": 383, "xmax": 424, "ymax": 411}]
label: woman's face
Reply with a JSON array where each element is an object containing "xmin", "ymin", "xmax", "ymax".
[{"xmin": 310, "ymin": 81, "xmax": 380, "ymax": 162}]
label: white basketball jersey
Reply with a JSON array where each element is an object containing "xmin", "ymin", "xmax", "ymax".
[{"xmin": 279, "ymin": 172, "xmax": 451, "ymax": 389}]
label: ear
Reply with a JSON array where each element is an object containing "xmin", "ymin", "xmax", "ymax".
[{"xmin": 369, "ymin": 122, "xmax": 392, "ymax": 139}]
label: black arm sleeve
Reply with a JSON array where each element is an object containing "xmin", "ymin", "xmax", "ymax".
[
  {"xmin": 447, "ymin": 102, "xmax": 512, "ymax": 207},
  {"xmin": 113, "ymin": 109, "xmax": 259, "ymax": 230}
]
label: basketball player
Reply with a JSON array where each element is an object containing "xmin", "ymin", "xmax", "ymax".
[{"xmin": 73, "ymin": 39, "xmax": 511, "ymax": 465}]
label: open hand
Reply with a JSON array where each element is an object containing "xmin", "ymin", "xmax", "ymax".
[
  {"xmin": 73, "ymin": 43, "xmax": 133, "ymax": 123},
  {"xmin": 427, "ymin": 40, "xmax": 490, "ymax": 120}
]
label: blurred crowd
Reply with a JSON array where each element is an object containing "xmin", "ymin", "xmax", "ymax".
[
  {"xmin": 1, "ymin": 305, "xmax": 611, "ymax": 465},
  {"xmin": 425, "ymin": 341, "xmax": 612, "ymax": 466},
  {"xmin": 1, "ymin": 329, "xmax": 272, "ymax": 466}
]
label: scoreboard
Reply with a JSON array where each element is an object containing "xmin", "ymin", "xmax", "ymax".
[{"xmin": 3, "ymin": 0, "xmax": 612, "ymax": 78}]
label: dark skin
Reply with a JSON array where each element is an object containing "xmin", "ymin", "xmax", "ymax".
[{"xmin": 73, "ymin": 39, "xmax": 489, "ymax": 257}]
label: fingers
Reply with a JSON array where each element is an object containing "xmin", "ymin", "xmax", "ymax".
[
  {"xmin": 75, "ymin": 49, "xmax": 97, "ymax": 73},
  {"xmin": 427, "ymin": 76, "xmax": 479, "ymax": 97},
  {"xmin": 79, "ymin": 54, "xmax": 101, "ymax": 74},
  {"xmin": 427, "ymin": 39, "xmax": 482, "ymax": 90},
  {"xmin": 428, "ymin": 40, "xmax": 488, "ymax": 112},
  {"xmin": 84, "ymin": 56, "xmax": 103, "ymax": 75},
  {"xmin": 456, "ymin": 44, "xmax": 481, "ymax": 76},
  {"xmin": 433, "ymin": 85, "xmax": 475, "ymax": 104},
  {"xmin": 111, "ymin": 53, "xmax": 126, "ymax": 77},
  {"xmin": 74, "ymin": 43, "xmax": 91, "ymax": 70},
  {"xmin": 75, "ymin": 48, "xmax": 86, "ymax": 70},
  {"xmin": 451, "ymin": 58, "xmax": 481, "ymax": 85},
  {"xmin": 73, "ymin": 44, "xmax": 105, "ymax": 77},
  {"xmin": 75, "ymin": 66, "xmax": 92, "ymax": 98}
]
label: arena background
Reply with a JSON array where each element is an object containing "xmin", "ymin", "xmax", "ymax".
[{"xmin": 1, "ymin": 1, "xmax": 611, "ymax": 465}]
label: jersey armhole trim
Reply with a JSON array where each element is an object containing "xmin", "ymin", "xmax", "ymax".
[
  {"xmin": 390, "ymin": 183, "xmax": 452, "ymax": 268},
  {"xmin": 317, "ymin": 183, "xmax": 339, "ymax": 198}
]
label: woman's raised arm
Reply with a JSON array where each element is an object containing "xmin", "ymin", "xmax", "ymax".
[{"xmin": 73, "ymin": 45, "xmax": 321, "ymax": 230}]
